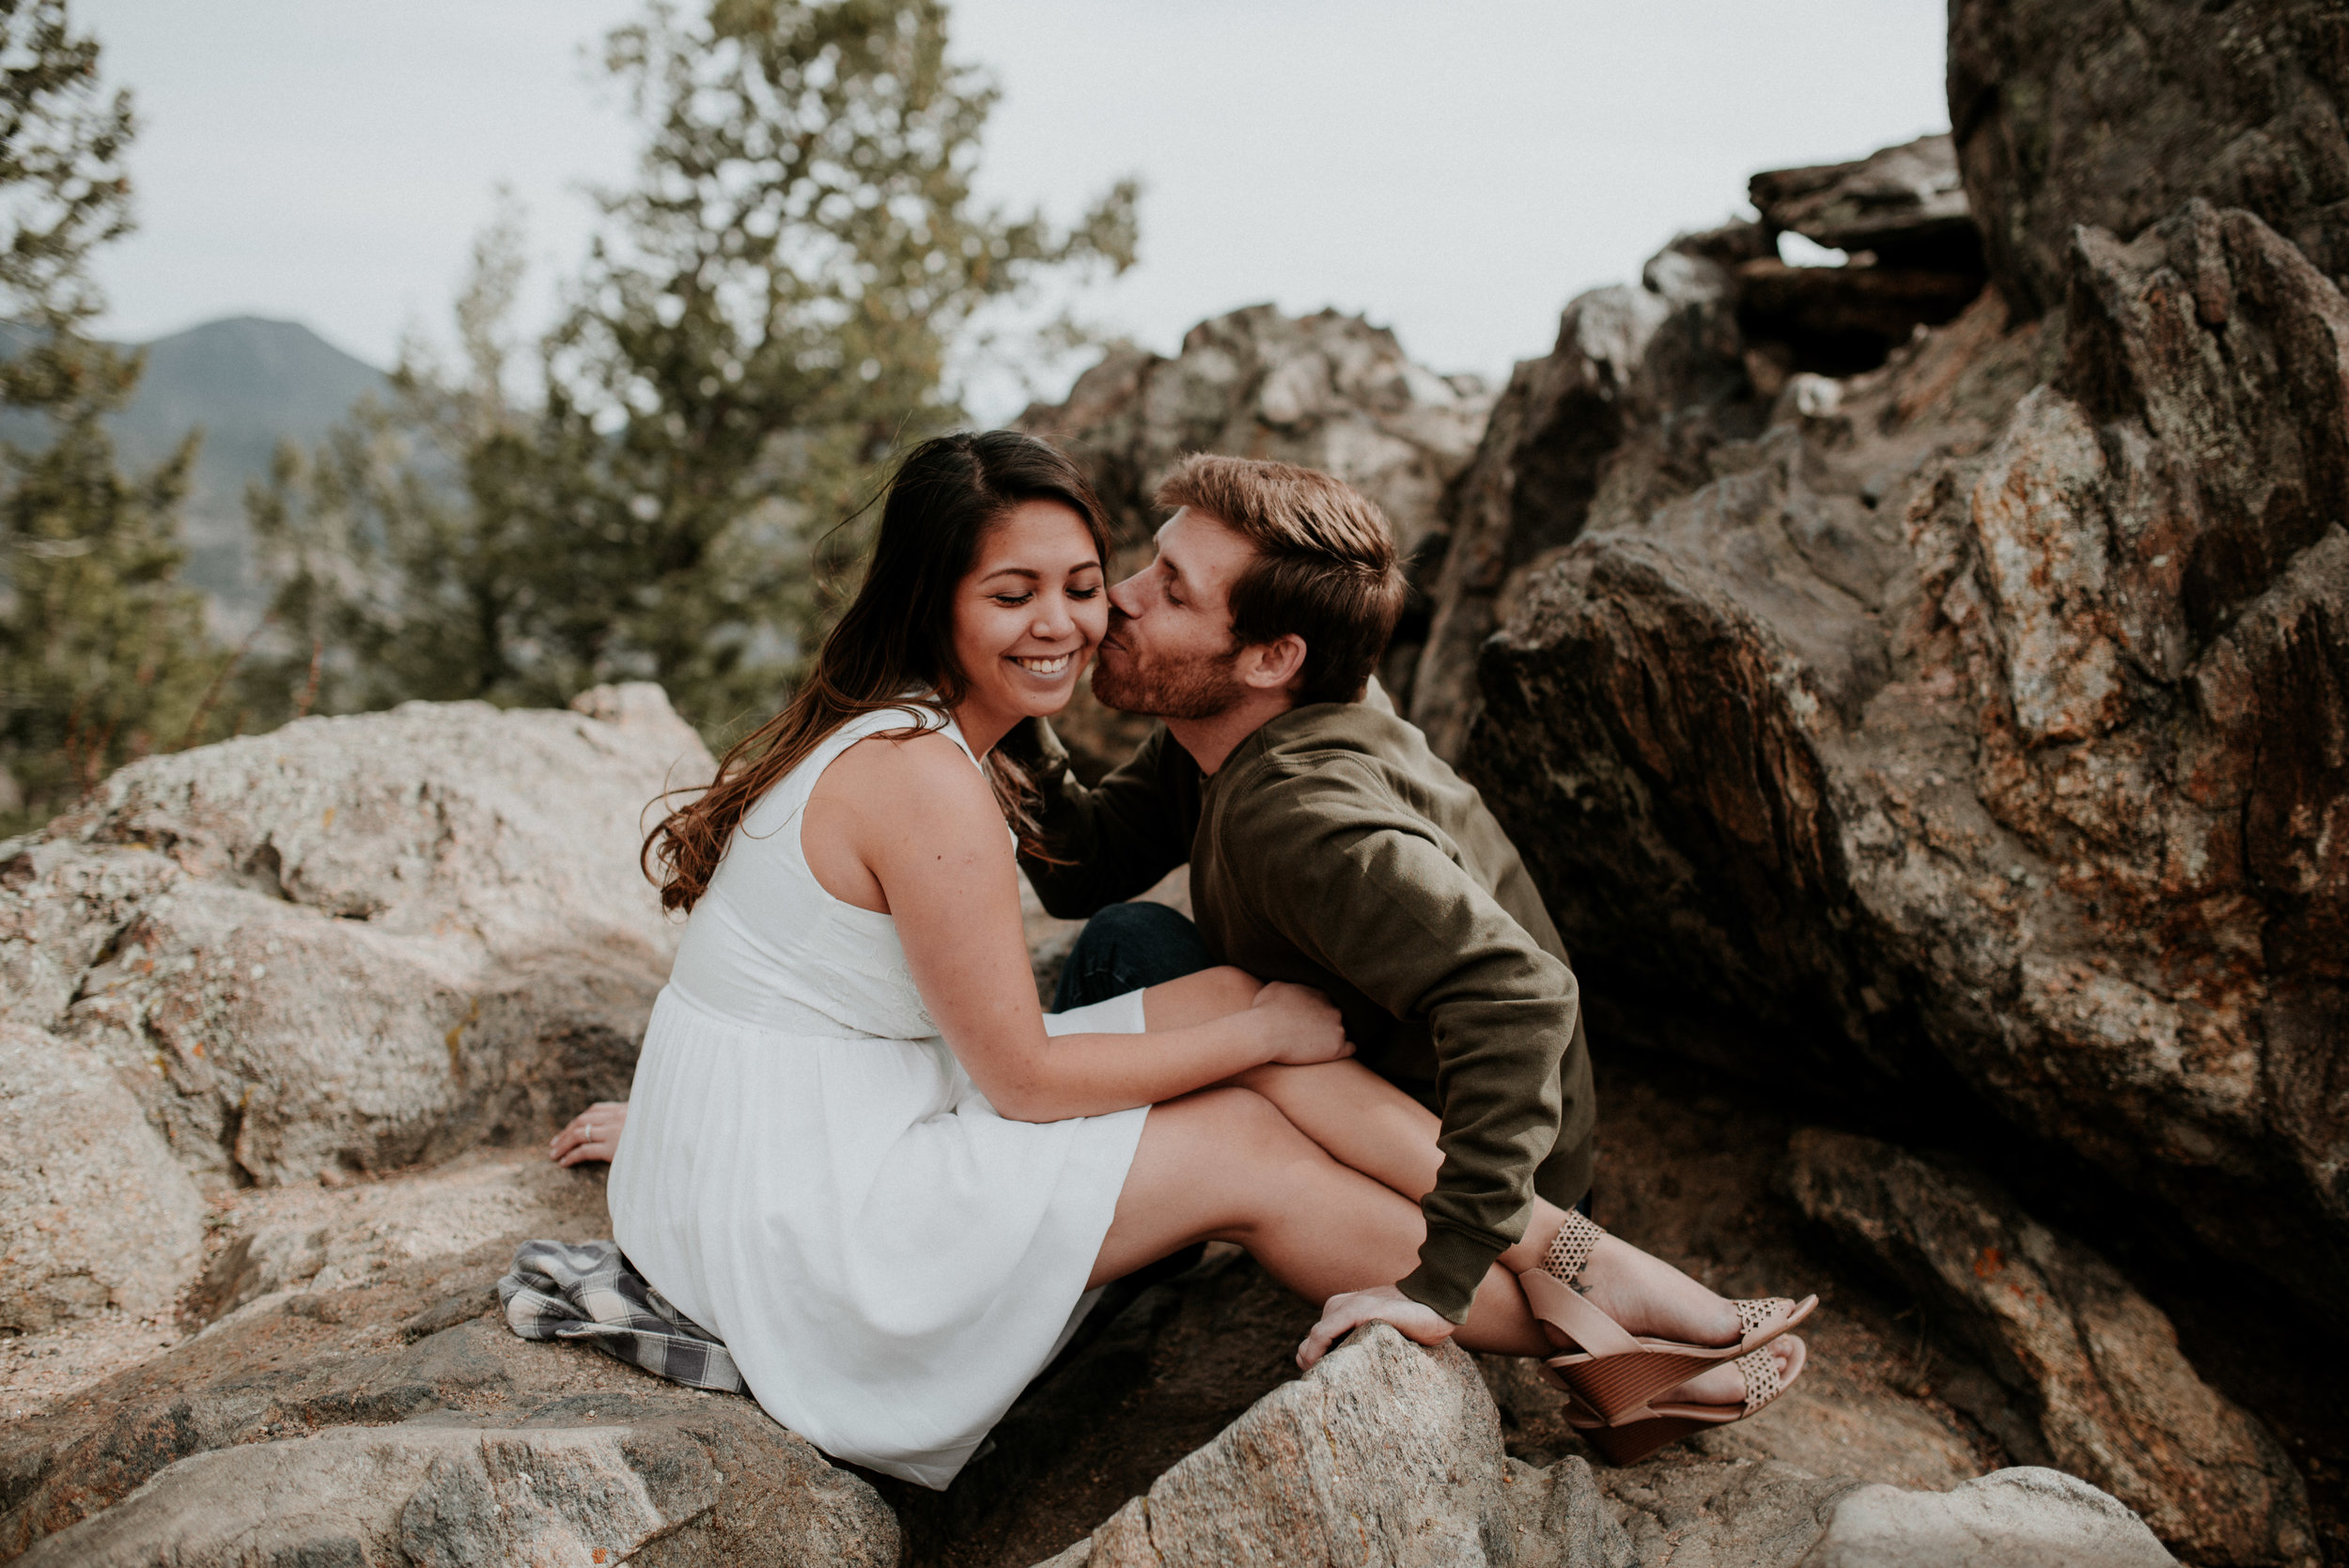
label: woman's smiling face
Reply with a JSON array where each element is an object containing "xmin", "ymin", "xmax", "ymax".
[{"xmin": 950, "ymin": 498, "xmax": 1107, "ymax": 737}]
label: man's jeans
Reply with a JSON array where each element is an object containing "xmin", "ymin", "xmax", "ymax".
[{"xmin": 1051, "ymin": 900, "xmax": 1215, "ymax": 1012}]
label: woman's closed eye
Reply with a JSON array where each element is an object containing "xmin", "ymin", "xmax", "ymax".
[{"xmin": 993, "ymin": 584, "xmax": 1100, "ymax": 607}]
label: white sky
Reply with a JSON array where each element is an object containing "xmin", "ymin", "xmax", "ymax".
[{"xmin": 83, "ymin": 0, "xmax": 1949, "ymax": 418}]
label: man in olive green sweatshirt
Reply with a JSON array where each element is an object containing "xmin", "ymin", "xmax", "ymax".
[{"xmin": 1009, "ymin": 453, "xmax": 1595, "ymax": 1342}]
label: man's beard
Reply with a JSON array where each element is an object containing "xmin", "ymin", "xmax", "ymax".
[{"xmin": 1091, "ymin": 613, "xmax": 1248, "ymax": 720}]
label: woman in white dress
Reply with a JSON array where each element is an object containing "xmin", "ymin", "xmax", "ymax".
[{"xmin": 593, "ymin": 431, "xmax": 1807, "ymax": 1487}]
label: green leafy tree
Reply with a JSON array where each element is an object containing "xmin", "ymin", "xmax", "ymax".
[
  {"xmin": 259, "ymin": 0, "xmax": 1136, "ymax": 735},
  {"xmin": 0, "ymin": 0, "xmax": 219, "ymax": 836}
]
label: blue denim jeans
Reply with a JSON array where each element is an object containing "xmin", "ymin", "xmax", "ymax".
[{"xmin": 1051, "ymin": 900, "xmax": 1216, "ymax": 1013}]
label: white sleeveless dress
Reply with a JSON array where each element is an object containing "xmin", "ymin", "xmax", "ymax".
[{"xmin": 608, "ymin": 705, "xmax": 1150, "ymax": 1488}]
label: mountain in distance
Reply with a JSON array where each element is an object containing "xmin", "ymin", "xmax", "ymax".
[
  {"xmin": 0, "ymin": 316, "xmax": 389, "ymax": 629},
  {"xmin": 117, "ymin": 317, "xmax": 389, "ymax": 624}
]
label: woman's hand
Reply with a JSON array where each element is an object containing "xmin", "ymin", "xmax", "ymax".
[
  {"xmin": 552, "ymin": 1101, "xmax": 630, "ymax": 1167},
  {"xmin": 1296, "ymin": 1283, "xmax": 1457, "ymax": 1370},
  {"xmin": 1250, "ymin": 981, "xmax": 1354, "ymax": 1065}
]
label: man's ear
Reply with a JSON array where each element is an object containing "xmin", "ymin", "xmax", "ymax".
[{"xmin": 1238, "ymin": 633, "xmax": 1308, "ymax": 692}]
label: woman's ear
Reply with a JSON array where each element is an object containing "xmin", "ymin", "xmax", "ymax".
[{"xmin": 1240, "ymin": 633, "xmax": 1308, "ymax": 693}]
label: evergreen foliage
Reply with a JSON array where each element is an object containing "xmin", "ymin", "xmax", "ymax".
[
  {"xmin": 0, "ymin": 0, "xmax": 219, "ymax": 837},
  {"xmin": 257, "ymin": 0, "xmax": 1137, "ymax": 737}
]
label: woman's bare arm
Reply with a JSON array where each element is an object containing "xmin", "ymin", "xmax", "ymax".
[{"xmin": 807, "ymin": 731, "xmax": 1347, "ymax": 1121}]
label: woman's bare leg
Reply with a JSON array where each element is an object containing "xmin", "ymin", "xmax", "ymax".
[
  {"xmin": 1224, "ymin": 1059, "xmax": 1803, "ymax": 1406},
  {"xmin": 1089, "ymin": 1084, "xmax": 1552, "ymax": 1357},
  {"xmin": 1227, "ymin": 1059, "xmax": 1442, "ymax": 1196},
  {"xmin": 1125, "ymin": 979, "xmax": 1805, "ymax": 1405}
]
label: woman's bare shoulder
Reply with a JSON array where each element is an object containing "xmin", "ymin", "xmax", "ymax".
[{"xmin": 816, "ymin": 726, "xmax": 998, "ymax": 824}]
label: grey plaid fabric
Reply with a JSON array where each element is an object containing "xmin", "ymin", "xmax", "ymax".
[{"xmin": 499, "ymin": 1238, "xmax": 747, "ymax": 1395}]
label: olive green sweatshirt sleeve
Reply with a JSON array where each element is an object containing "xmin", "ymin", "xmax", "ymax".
[
  {"xmin": 1229, "ymin": 774, "xmax": 1579, "ymax": 1322},
  {"xmin": 1004, "ymin": 719, "xmax": 1195, "ymax": 919}
]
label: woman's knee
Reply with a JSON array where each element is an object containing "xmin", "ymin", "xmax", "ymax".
[{"xmin": 1184, "ymin": 1084, "xmax": 1320, "ymax": 1167}]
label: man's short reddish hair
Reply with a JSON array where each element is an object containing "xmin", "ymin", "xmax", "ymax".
[{"xmin": 1153, "ymin": 455, "xmax": 1406, "ymax": 706}]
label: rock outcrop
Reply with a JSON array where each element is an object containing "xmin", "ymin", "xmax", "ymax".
[
  {"xmin": 1798, "ymin": 1467, "xmax": 2179, "ymax": 1568},
  {"xmin": 1598, "ymin": 1459, "xmax": 2177, "ymax": 1568},
  {"xmin": 1950, "ymin": 0, "xmax": 2349, "ymax": 316},
  {"xmin": 1408, "ymin": 134, "xmax": 1991, "ymax": 759},
  {"xmin": 1750, "ymin": 134, "xmax": 1979, "ymax": 270},
  {"xmin": 1039, "ymin": 1325, "xmax": 1635, "ymax": 1568},
  {"xmin": 1408, "ymin": 225, "xmax": 1762, "ymax": 757},
  {"xmin": 1784, "ymin": 1128, "xmax": 2316, "ymax": 1566},
  {"xmin": 1460, "ymin": 194, "xmax": 2349, "ymax": 1338},
  {"xmin": 1017, "ymin": 305, "xmax": 1492, "ymax": 558},
  {"xmin": 180, "ymin": 1146, "xmax": 616, "ymax": 1330},
  {"xmin": 0, "ymin": 684, "xmax": 710, "ymax": 1189},
  {"xmin": 1031, "ymin": 1324, "xmax": 2175, "ymax": 1568},
  {"xmin": 1744, "ymin": 134, "xmax": 1990, "ymax": 376},
  {"xmin": 1, "ymin": 1234, "xmax": 896, "ymax": 1565},
  {"xmin": 0, "ymin": 1021, "xmax": 206, "ymax": 1333}
]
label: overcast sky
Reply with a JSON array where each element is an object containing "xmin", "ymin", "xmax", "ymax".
[{"xmin": 82, "ymin": 0, "xmax": 1949, "ymax": 418}]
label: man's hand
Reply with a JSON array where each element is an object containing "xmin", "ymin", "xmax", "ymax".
[
  {"xmin": 552, "ymin": 1100, "xmax": 629, "ymax": 1167},
  {"xmin": 1296, "ymin": 1282, "xmax": 1456, "ymax": 1370}
]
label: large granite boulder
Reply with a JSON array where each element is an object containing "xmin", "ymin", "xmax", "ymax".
[
  {"xmin": 0, "ymin": 1021, "xmax": 206, "ymax": 1333},
  {"xmin": 0, "ymin": 684, "xmax": 710, "ymax": 1190},
  {"xmin": 1950, "ymin": 0, "xmax": 2349, "ymax": 317},
  {"xmin": 1040, "ymin": 1325, "xmax": 1635, "ymax": 1568},
  {"xmin": 1785, "ymin": 1129, "xmax": 2316, "ymax": 1565},
  {"xmin": 0, "ymin": 1234, "xmax": 895, "ymax": 1565},
  {"xmin": 1602, "ymin": 1460, "xmax": 2177, "ymax": 1568},
  {"xmin": 1463, "ymin": 196, "xmax": 2349, "ymax": 1329}
]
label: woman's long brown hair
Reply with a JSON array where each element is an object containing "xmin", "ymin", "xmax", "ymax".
[{"xmin": 644, "ymin": 430, "xmax": 1112, "ymax": 914}]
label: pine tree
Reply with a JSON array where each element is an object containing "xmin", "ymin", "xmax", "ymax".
[
  {"xmin": 258, "ymin": 0, "xmax": 1137, "ymax": 737},
  {"xmin": 0, "ymin": 0, "xmax": 218, "ymax": 836}
]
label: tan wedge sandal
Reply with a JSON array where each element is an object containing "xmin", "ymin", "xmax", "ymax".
[
  {"xmin": 1516, "ymin": 1208, "xmax": 1815, "ymax": 1426},
  {"xmin": 1559, "ymin": 1336, "xmax": 1808, "ymax": 1466}
]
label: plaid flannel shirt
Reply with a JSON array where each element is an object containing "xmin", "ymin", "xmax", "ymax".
[{"xmin": 498, "ymin": 1238, "xmax": 745, "ymax": 1395}]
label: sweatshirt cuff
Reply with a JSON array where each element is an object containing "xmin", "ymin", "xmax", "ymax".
[{"xmin": 1397, "ymin": 1222, "xmax": 1507, "ymax": 1325}]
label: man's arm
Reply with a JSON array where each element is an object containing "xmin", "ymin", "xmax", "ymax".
[
  {"xmin": 1003, "ymin": 718, "xmax": 1197, "ymax": 918},
  {"xmin": 1249, "ymin": 797, "xmax": 1580, "ymax": 1323}
]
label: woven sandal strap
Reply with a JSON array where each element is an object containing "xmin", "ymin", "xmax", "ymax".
[
  {"xmin": 1543, "ymin": 1208, "xmax": 1606, "ymax": 1287},
  {"xmin": 1733, "ymin": 1296, "xmax": 1795, "ymax": 1340},
  {"xmin": 1735, "ymin": 1344, "xmax": 1785, "ymax": 1417}
]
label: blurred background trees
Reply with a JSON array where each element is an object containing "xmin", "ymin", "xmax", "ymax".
[
  {"xmin": 251, "ymin": 0, "xmax": 1137, "ymax": 738},
  {"xmin": 0, "ymin": 0, "xmax": 226, "ymax": 836},
  {"xmin": 0, "ymin": 0, "xmax": 1138, "ymax": 834}
]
